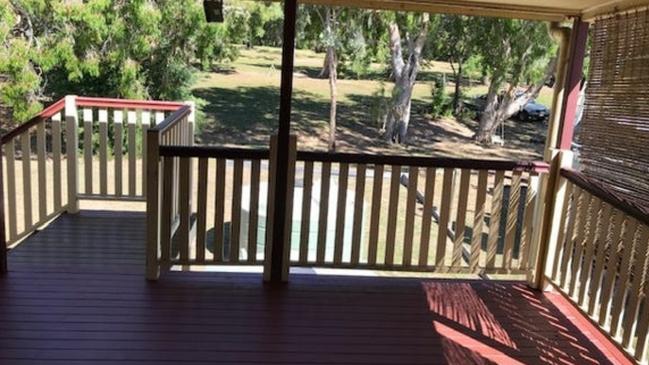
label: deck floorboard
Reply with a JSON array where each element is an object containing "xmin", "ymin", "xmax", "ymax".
[{"xmin": 0, "ymin": 210, "xmax": 631, "ymax": 364}]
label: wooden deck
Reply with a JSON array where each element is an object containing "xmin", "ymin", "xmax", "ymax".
[{"xmin": 0, "ymin": 210, "xmax": 632, "ymax": 364}]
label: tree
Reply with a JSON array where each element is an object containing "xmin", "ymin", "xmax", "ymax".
[
  {"xmin": 323, "ymin": 8, "xmax": 338, "ymax": 151},
  {"xmin": 472, "ymin": 19, "xmax": 555, "ymax": 143},
  {"xmin": 0, "ymin": 0, "xmax": 236, "ymax": 125},
  {"xmin": 430, "ymin": 15, "xmax": 477, "ymax": 114},
  {"xmin": 301, "ymin": 7, "xmax": 389, "ymax": 150},
  {"xmin": 381, "ymin": 13, "xmax": 430, "ymax": 144}
]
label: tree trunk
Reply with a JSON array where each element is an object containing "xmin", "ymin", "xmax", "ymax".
[
  {"xmin": 474, "ymin": 57, "xmax": 557, "ymax": 144},
  {"xmin": 327, "ymin": 47, "xmax": 337, "ymax": 150},
  {"xmin": 325, "ymin": 9, "xmax": 337, "ymax": 151},
  {"xmin": 474, "ymin": 78, "xmax": 503, "ymax": 143},
  {"xmin": 452, "ymin": 62, "xmax": 463, "ymax": 114},
  {"xmin": 320, "ymin": 48, "xmax": 333, "ymax": 79},
  {"xmin": 382, "ymin": 15, "xmax": 429, "ymax": 144}
]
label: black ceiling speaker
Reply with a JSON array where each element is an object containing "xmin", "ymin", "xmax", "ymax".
[{"xmin": 204, "ymin": 0, "xmax": 224, "ymax": 23}]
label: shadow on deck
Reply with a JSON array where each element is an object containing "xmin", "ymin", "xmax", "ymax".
[{"xmin": 0, "ymin": 210, "xmax": 628, "ymax": 364}]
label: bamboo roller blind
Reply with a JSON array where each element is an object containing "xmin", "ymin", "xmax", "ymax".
[{"xmin": 577, "ymin": 9, "xmax": 649, "ymax": 209}]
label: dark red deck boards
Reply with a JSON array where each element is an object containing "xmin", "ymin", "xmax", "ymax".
[{"xmin": 0, "ymin": 211, "xmax": 631, "ymax": 364}]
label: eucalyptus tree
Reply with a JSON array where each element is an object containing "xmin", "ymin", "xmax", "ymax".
[
  {"xmin": 300, "ymin": 6, "xmax": 389, "ymax": 150},
  {"xmin": 472, "ymin": 18, "xmax": 555, "ymax": 143},
  {"xmin": 381, "ymin": 12, "xmax": 432, "ymax": 144},
  {"xmin": 428, "ymin": 15, "xmax": 478, "ymax": 114}
]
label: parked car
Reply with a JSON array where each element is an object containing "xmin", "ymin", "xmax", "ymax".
[
  {"xmin": 518, "ymin": 99, "xmax": 550, "ymax": 122},
  {"xmin": 464, "ymin": 94, "xmax": 550, "ymax": 122}
]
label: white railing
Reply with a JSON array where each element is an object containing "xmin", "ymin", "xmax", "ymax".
[
  {"xmin": 145, "ymin": 134, "xmax": 550, "ymax": 280},
  {"xmin": 548, "ymin": 169, "xmax": 649, "ymax": 363},
  {"xmin": 1, "ymin": 96, "xmax": 191, "ymax": 249}
]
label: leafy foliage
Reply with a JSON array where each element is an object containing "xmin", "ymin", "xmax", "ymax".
[
  {"xmin": 430, "ymin": 75, "xmax": 450, "ymax": 119},
  {"xmin": 1, "ymin": 0, "xmax": 238, "ymax": 123}
]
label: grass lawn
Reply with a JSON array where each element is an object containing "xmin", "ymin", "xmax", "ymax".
[{"xmin": 192, "ymin": 46, "xmax": 549, "ymax": 160}]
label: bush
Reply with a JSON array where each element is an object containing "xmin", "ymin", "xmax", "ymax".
[
  {"xmin": 430, "ymin": 75, "xmax": 450, "ymax": 119},
  {"xmin": 369, "ymin": 82, "xmax": 390, "ymax": 131}
]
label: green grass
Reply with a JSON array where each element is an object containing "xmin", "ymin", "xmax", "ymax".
[{"xmin": 192, "ymin": 46, "xmax": 547, "ymax": 159}]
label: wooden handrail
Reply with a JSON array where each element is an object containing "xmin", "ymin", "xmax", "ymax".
[
  {"xmin": 297, "ymin": 151, "xmax": 549, "ymax": 173},
  {"xmin": 2, "ymin": 96, "xmax": 187, "ymax": 145},
  {"xmin": 159, "ymin": 145, "xmax": 269, "ymax": 159},
  {"xmin": 561, "ymin": 168, "xmax": 649, "ymax": 227},
  {"xmin": 1, "ymin": 98, "xmax": 66, "ymax": 144},
  {"xmin": 76, "ymin": 96, "xmax": 184, "ymax": 111},
  {"xmin": 157, "ymin": 146, "xmax": 549, "ymax": 174},
  {"xmin": 149, "ymin": 105, "xmax": 191, "ymax": 134}
]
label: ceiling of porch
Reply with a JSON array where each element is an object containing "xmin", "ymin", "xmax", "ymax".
[{"xmin": 300, "ymin": 0, "xmax": 649, "ymax": 21}]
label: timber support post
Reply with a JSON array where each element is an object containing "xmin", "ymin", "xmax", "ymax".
[
  {"xmin": 530, "ymin": 18, "xmax": 588, "ymax": 289},
  {"xmin": 65, "ymin": 95, "xmax": 80, "ymax": 214},
  {"xmin": 266, "ymin": 0, "xmax": 298, "ymax": 284}
]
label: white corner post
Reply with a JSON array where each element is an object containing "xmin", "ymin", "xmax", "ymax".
[
  {"xmin": 529, "ymin": 19, "xmax": 588, "ymax": 290},
  {"xmin": 64, "ymin": 95, "xmax": 80, "ymax": 214},
  {"xmin": 185, "ymin": 101, "xmax": 195, "ymax": 213},
  {"xmin": 529, "ymin": 149, "xmax": 573, "ymax": 289},
  {"xmin": 185, "ymin": 101, "xmax": 196, "ymax": 146}
]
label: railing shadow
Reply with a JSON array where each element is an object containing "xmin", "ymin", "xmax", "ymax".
[{"xmin": 422, "ymin": 280, "xmax": 613, "ymax": 364}]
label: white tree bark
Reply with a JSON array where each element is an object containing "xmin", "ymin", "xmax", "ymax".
[{"xmin": 382, "ymin": 15, "xmax": 429, "ymax": 144}]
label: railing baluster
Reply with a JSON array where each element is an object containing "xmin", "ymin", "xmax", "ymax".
[
  {"xmin": 367, "ymin": 164, "xmax": 383, "ymax": 266},
  {"xmin": 52, "ymin": 113, "xmax": 62, "ymax": 210},
  {"xmin": 568, "ymin": 193, "xmax": 594, "ymax": 297},
  {"xmin": 195, "ymin": 158, "xmax": 208, "ymax": 263},
  {"xmin": 128, "ymin": 111, "xmax": 137, "ymax": 196},
  {"xmin": 160, "ymin": 156, "xmax": 174, "ymax": 265},
  {"xmin": 36, "ymin": 122, "xmax": 47, "ymax": 221},
  {"xmin": 577, "ymin": 198, "xmax": 602, "ymax": 306},
  {"xmin": 609, "ymin": 217, "xmax": 639, "ymax": 337},
  {"xmin": 470, "ymin": 170, "xmax": 488, "ymax": 272},
  {"xmin": 486, "ymin": 170, "xmax": 504, "ymax": 269},
  {"xmin": 587, "ymin": 202, "xmax": 613, "ymax": 316},
  {"xmin": 419, "ymin": 167, "xmax": 436, "ymax": 267},
  {"xmin": 114, "ymin": 110, "xmax": 123, "ymax": 197},
  {"xmin": 141, "ymin": 111, "xmax": 150, "ymax": 196},
  {"xmin": 551, "ymin": 181, "xmax": 574, "ymax": 280},
  {"xmin": 299, "ymin": 161, "xmax": 313, "ymax": 264},
  {"xmin": 634, "ymin": 270, "xmax": 649, "ymax": 360},
  {"xmin": 436, "ymin": 168, "xmax": 453, "ymax": 269},
  {"xmin": 350, "ymin": 164, "xmax": 365, "ymax": 265},
  {"xmin": 98, "ymin": 109, "xmax": 108, "ymax": 196},
  {"xmin": 520, "ymin": 172, "xmax": 539, "ymax": 270},
  {"xmin": 333, "ymin": 163, "xmax": 349, "ymax": 265},
  {"xmin": 560, "ymin": 187, "xmax": 583, "ymax": 288},
  {"xmin": 453, "ymin": 169, "xmax": 470, "ymax": 268},
  {"xmin": 5, "ymin": 140, "xmax": 17, "ymax": 241},
  {"xmin": 385, "ymin": 165, "xmax": 400, "ymax": 266},
  {"xmin": 20, "ymin": 132, "xmax": 32, "ymax": 231},
  {"xmin": 248, "ymin": 159, "xmax": 261, "ymax": 263},
  {"xmin": 403, "ymin": 166, "xmax": 418, "ymax": 267},
  {"xmin": 503, "ymin": 170, "xmax": 521, "ymax": 270},
  {"xmin": 83, "ymin": 108, "xmax": 93, "ymax": 194},
  {"xmin": 178, "ymin": 157, "xmax": 191, "ymax": 263},
  {"xmin": 621, "ymin": 226, "xmax": 649, "ymax": 347},
  {"xmin": 598, "ymin": 210, "xmax": 626, "ymax": 326},
  {"xmin": 213, "ymin": 158, "xmax": 226, "ymax": 263},
  {"xmin": 316, "ymin": 162, "xmax": 331, "ymax": 264},
  {"xmin": 230, "ymin": 159, "xmax": 243, "ymax": 262}
]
